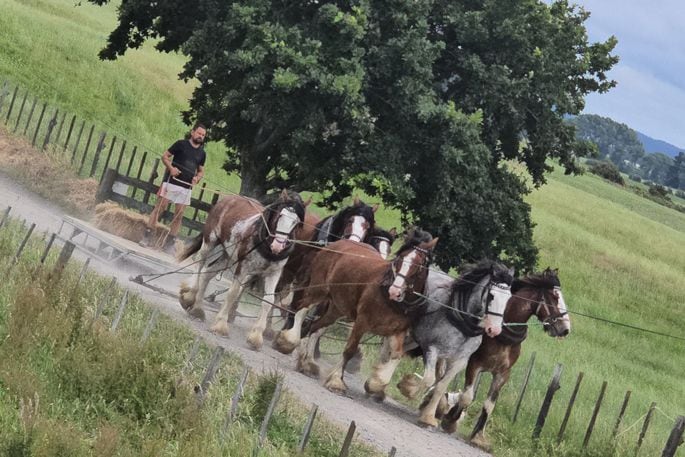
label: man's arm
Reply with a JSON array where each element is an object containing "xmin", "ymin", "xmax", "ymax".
[
  {"xmin": 192, "ymin": 165, "xmax": 205, "ymax": 185},
  {"xmin": 162, "ymin": 150, "xmax": 181, "ymax": 177}
]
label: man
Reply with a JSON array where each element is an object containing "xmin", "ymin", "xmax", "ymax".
[{"xmin": 140, "ymin": 123, "xmax": 207, "ymax": 253}]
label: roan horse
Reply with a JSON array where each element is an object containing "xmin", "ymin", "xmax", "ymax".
[
  {"xmin": 177, "ymin": 190, "xmax": 306, "ymax": 350},
  {"xmin": 275, "ymin": 230, "xmax": 438, "ymax": 394},
  {"xmin": 439, "ymin": 268, "xmax": 571, "ymax": 448},
  {"xmin": 364, "ymin": 260, "xmax": 514, "ymax": 428}
]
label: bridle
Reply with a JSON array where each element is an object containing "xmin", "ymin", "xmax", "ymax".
[
  {"xmin": 534, "ymin": 286, "xmax": 568, "ymax": 328},
  {"xmin": 268, "ymin": 205, "xmax": 300, "ymax": 249},
  {"xmin": 389, "ymin": 246, "xmax": 431, "ymax": 303},
  {"xmin": 482, "ymin": 281, "xmax": 510, "ymax": 320}
]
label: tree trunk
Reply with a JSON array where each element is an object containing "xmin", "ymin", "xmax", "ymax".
[{"xmin": 239, "ymin": 147, "xmax": 268, "ymax": 198}]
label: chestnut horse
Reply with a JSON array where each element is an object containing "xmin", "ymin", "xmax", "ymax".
[
  {"xmin": 177, "ymin": 190, "xmax": 306, "ymax": 350},
  {"xmin": 439, "ymin": 268, "xmax": 571, "ymax": 448},
  {"xmin": 277, "ymin": 230, "xmax": 438, "ymax": 394},
  {"xmin": 365, "ymin": 260, "xmax": 514, "ymax": 428}
]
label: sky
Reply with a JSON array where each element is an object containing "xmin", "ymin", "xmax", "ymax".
[{"xmin": 573, "ymin": 0, "xmax": 685, "ymax": 148}]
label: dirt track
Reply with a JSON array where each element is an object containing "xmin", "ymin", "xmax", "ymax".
[{"xmin": 0, "ymin": 155, "xmax": 491, "ymax": 456}]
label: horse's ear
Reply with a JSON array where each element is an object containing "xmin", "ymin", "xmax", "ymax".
[
  {"xmin": 303, "ymin": 196, "xmax": 313, "ymax": 207},
  {"xmin": 508, "ymin": 266, "xmax": 516, "ymax": 278},
  {"xmin": 280, "ymin": 188, "xmax": 289, "ymax": 199},
  {"xmin": 423, "ymin": 237, "xmax": 439, "ymax": 250},
  {"xmin": 372, "ymin": 203, "xmax": 380, "ymax": 213},
  {"xmin": 388, "ymin": 227, "xmax": 397, "ymax": 237},
  {"xmin": 353, "ymin": 196, "xmax": 361, "ymax": 206}
]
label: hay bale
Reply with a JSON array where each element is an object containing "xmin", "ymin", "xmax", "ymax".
[{"xmin": 92, "ymin": 202, "xmax": 169, "ymax": 245}]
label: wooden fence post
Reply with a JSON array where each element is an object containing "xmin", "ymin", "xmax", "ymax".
[
  {"xmin": 0, "ymin": 81, "xmax": 9, "ymax": 114},
  {"xmin": 54, "ymin": 111, "xmax": 67, "ymax": 146},
  {"xmin": 532, "ymin": 363, "xmax": 563, "ymax": 440},
  {"xmin": 140, "ymin": 308, "xmax": 160, "ymax": 345},
  {"xmin": 188, "ymin": 181, "xmax": 207, "ymax": 235},
  {"xmin": 5, "ymin": 86, "xmax": 19, "ymax": 123},
  {"xmin": 258, "ymin": 380, "xmax": 284, "ymax": 447},
  {"xmin": 52, "ymin": 240, "xmax": 75, "ymax": 278},
  {"xmin": 613, "ymin": 390, "xmax": 632, "ymax": 438},
  {"xmin": 513, "ymin": 352, "xmax": 536, "ymax": 422},
  {"xmin": 297, "ymin": 404, "xmax": 319, "ymax": 453},
  {"xmin": 22, "ymin": 97, "xmax": 37, "ymax": 135},
  {"xmin": 0, "ymin": 206, "xmax": 11, "ymax": 229},
  {"xmin": 71, "ymin": 120, "xmax": 86, "ymax": 163},
  {"xmin": 8, "ymin": 222, "xmax": 36, "ymax": 270},
  {"xmin": 75, "ymin": 257, "xmax": 91, "ymax": 287},
  {"xmin": 125, "ymin": 146, "xmax": 138, "ymax": 177},
  {"xmin": 143, "ymin": 158, "xmax": 160, "ymax": 205},
  {"xmin": 661, "ymin": 416, "xmax": 685, "ymax": 457},
  {"xmin": 114, "ymin": 140, "xmax": 127, "ymax": 173},
  {"xmin": 78, "ymin": 124, "xmax": 95, "ymax": 175},
  {"xmin": 388, "ymin": 447, "xmax": 397, "ymax": 457},
  {"xmin": 110, "ymin": 290, "xmax": 129, "ymax": 332},
  {"xmin": 635, "ymin": 402, "xmax": 657, "ymax": 455},
  {"xmin": 13, "ymin": 91, "xmax": 28, "ymax": 132},
  {"xmin": 582, "ymin": 380, "xmax": 608, "ymax": 448},
  {"xmin": 89, "ymin": 132, "xmax": 107, "ymax": 177},
  {"xmin": 196, "ymin": 346, "xmax": 225, "ymax": 402},
  {"xmin": 63, "ymin": 115, "xmax": 77, "ymax": 150},
  {"xmin": 338, "ymin": 421, "xmax": 357, "ymax": 457},
  {"xmin": 221, "ymin": 366, "xmax": 250, "ymax": 436},
  {"xmin": 96, "ymin": 168, "xmax": 118, "ymax": 203},
  {"xmin": 31, "ymin": 102, "xmax": 48, "ymax": 146},
  {"xmin": 557, "ymin": 372, "xmax": 584, "ymax": 443},
  {"xmin": 40, "ymin": 233, "xmax": 56, "ymax": 264},
  {"xmin": 42, "ymin": 109, "xmax": 59, "ymax": 150},
  {"xmin": 131, "ymin": 150, "xmax": 148, "ymax": 199},
  {"xmin": 100, "ymin": 136, "xmax": 117, "ymax": 182}
]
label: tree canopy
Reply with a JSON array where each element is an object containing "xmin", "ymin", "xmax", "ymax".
[{"xmin": 88, "ymin": 0, "xmax": 617, "ymax": 271}]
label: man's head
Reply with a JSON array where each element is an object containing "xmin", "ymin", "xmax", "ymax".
[{"xmin": 190, "ymin": 123, "xmax": 207, "ymax": 145}]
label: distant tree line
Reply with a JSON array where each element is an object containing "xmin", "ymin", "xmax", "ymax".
[{"xmin": 568, "ymin": 114, "xmax": 685, "ymax": 190}]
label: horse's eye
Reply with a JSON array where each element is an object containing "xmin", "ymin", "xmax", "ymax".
[{"xmin": 488, "ymin": 293, "xmax": 494, "ymax": 302}]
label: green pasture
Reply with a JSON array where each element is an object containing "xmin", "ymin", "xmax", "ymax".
[{"xmin": 0, "ymin": 0, "xmax": 684, "ymax": 455}]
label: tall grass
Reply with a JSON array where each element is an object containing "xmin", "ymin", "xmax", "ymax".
[{"xmin": 0, "ymin": 218, "xmax": 381, "ymax": 457}]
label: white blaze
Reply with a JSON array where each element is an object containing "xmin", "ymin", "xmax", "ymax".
[
  {"xmin": 481, "ymin": 283, "xmax": 511, "ymax": 337},
  {"xmin": 347, "ymin": 215, "xmax": 367, "ymax": 242},
  {"xmin": 555, "ymin": 287, "xmax": 572, "ymax": 331},
  {"xmin": 388, "ymin": 250, "xmax": 417, "ymax": 301},
  {"xmin": 378, "ymin": 240, "xmax": 391, "ymax": 259},
  {"xmin": 270, "ymin": 207, "xmax": 299, "ymax": 254}
]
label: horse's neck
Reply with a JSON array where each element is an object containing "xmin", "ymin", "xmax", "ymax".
[
  {"xmin": 424, "ymin": 269, "xmax": 454, "ymax": 312},
  {"xmin": 464, "ymin": 275, "xmax": 490, "ymax": 314},
  {"xmin": 504, "ymin": 292, "xmax": 536, "ymax": 324}
]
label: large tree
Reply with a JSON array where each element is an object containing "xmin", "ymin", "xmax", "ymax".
[{"xmin": 88, "ymin": 0, "xmax": 617, "ymax": 271}]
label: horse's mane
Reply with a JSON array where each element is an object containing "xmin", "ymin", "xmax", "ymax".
[
  {"xmin": 365, "ymin": 226, "xmax": 397, "ymax": 245},
  {"xmin": 451, "ymin": 260, "xmax": 513, "ymax": 296},
  {"xmin": 395, "ymin": 228, "xmax": 432, "ymax": 256},
  {"xmin": 263, "ymin": 190, "xmax": 306, "ymax": 224},
  {"xmin": 326, "ymin": 199, "xmax": 376, "ymax": 236},
  {"xmin": 511, "ymin": 268, "xmax": 560, "ymax": 293}
]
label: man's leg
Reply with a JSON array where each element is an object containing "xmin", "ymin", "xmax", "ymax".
[
  {"xmin": 169, "ymin": 203, "xmax": 187, "ymax": 237},
  {"xmin": 140, "ymin": 196, "xmax": 170, "ymax": 247}
]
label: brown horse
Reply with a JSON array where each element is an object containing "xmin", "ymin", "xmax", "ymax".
[
  {"xmin": 277, "ymin": 230, "xmax": 438, "ymax": 394},
  {"xmin": 439, "ymin": 268, "xmax": 571, "ymax": 448},
  {"xmin": 177, "ymin": 190, "xmax": 307, "ymax": 350}
]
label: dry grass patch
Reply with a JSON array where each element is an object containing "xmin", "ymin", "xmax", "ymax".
[{"xmin": 0, "ymin": 128, "xmax": 97, "ymax": 216}]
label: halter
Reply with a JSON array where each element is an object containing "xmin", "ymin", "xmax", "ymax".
[
  {"xmin": 270, "ymin": 206, "xmax": 299, "ymax": 247},
  {"xmin": 387, "ymin": 246, "xmax": 431, "ymax": 304}
]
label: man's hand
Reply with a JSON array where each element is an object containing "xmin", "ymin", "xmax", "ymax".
[
  {"xmin": 170, "ymin": 167, "xmax": 181, "ymax": 177},
  {"xmin": 191, "ymin": 175, "xmax": 200, "ymax": 185}
]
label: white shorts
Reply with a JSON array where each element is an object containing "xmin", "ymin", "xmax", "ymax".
[{"xmin": 158, "ymin": 182, "xmax": 191, "ymax": 205}]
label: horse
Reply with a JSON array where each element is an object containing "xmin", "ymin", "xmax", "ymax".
[
  {"xmin": 272, "ymin": 197, "xmax": 379, "ymax": 330},
  {"xmin": 438, "ymin": 268, "xmax": 571, "ymax": 449},
  {"xmin": 177, "ymin": 189, "xmax": 307, "ymax": 350},
  {"xmin": 277, "ymin": 229, "xmax": 438, "ymax": 394},
  {"xmin": 363, "ymin": 260, "xmax": 514, "ymax": 428}
]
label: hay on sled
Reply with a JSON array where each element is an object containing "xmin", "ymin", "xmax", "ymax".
[{"xmin": 93, "ymin": 202, "xmax": 171, "ymax": 246}]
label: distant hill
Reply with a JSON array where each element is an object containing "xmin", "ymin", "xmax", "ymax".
[{"xmin": 636, "ymin": 131, "xmax": 683, "ymax": 158}]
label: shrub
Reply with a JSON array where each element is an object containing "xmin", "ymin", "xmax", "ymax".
[
  {"xmin": 629, "ymin": 174, "xmax": 642, "ymax": 182},
  {"xmin": 648, "ymin": 184, "xmax": 671, "ymax": 200},
  {"xmin": 589, "ymin": 160, "xmax": 625, "ymax": 185}
]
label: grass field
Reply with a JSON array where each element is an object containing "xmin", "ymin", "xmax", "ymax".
[{"xmin": 1, "ymin": 1, "xmax": 684, "ymax": 456}]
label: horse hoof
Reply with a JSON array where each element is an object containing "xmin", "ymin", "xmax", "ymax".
[
  {"xmin": 296, "ymin": 356, "xmax": 320, "ymax": 379},
  {"xmin": 262, "ymin": 327, "xmax": 276, "ymax": 341},
  {"xmin": 272, "ymin": 331, "xmax": 298, "ymax": 354},
  {"xmin": 417, "ymin": 417, "xmax": 439, "ymax": 430},
  {"xmin": 469, "ymin": 433, "xmax": 491, "ymax": 451},
  {"xmin": 397, "ymin": 374, "xmax": 421, "ymax": 399},
  {"xmin": 325, "ymin": 382, "xmax": 347, "ymax": 396},
  {"xmin": 246, "ymin": 330, "xmax": 263, "ymax": 351},
  {"xmin": 187, "ymin": 306, "xmax": 206, "ymax": 321},
  {"xmin": 441, "ymin": 417, "xmax": 458, "ymax": 434},
  {"xmin": 364, "ymin": 381, "xmax": 387, "ymax": 403},
  {"xmin": 345, "ymin": 352, "xmax": 363, "ymax": 374},
  {"xmin": 209, "ymin": 321, "xmax": 229, "ymax": 336}
]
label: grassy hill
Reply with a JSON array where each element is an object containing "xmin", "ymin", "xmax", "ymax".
[{"xmin": 1, "ymin": 1, "xmax": 684, "ymax": 456}]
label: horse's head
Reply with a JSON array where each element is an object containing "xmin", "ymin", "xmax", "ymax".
[
  {"xmin": 536, "ymin": 268, "xmax": 571, "ymax": 337},
  {"xmin": 479, "ymin": 263, "xmax": 514, "ymax": 338},
  {"xmin": 333, "ymin": 196, "xmax": 378, "ymax": 243},
  {"xmin": 365, "ymin": 226, "xmax": 397, "ymax": 259},
  {"xmin": 388, "ymin": 229, "xmax": 437, "ymax": 302},
  {"xmin": 264, "ymin": 189, "xmax": 307, "ymax": 255}
]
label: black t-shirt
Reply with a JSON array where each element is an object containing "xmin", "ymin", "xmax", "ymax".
[{"xmin": 163, "ymin": 140, "xmax": 206, "ymax": 189}]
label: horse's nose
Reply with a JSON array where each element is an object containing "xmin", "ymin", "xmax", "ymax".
[
  {"xmin": 560, "ymin": 328, "xmax": 569, "ymax": 337},
  {"xmin": 485, "ymin": 325, "xmax": 501, "ymax": 338}
]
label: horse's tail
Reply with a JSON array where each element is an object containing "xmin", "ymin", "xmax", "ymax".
[{"xmin": 177, "ymin": 233, "xmax": 203, "ymax": 262}]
